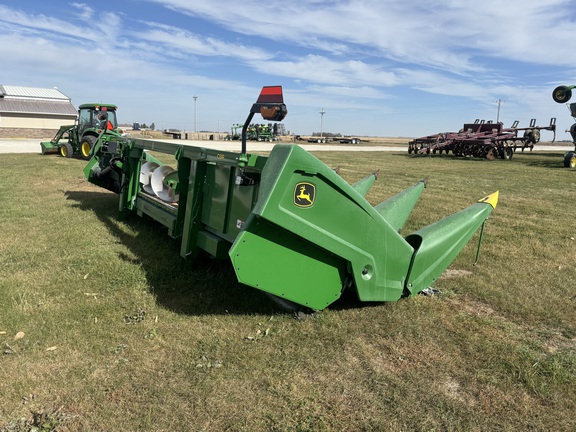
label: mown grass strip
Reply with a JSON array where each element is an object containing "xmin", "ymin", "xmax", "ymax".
[{"xmin": 0, "ymin": 150, "xmax": 574, "ymax": 431}]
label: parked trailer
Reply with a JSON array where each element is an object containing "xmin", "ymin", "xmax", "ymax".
[
  {"xmin": 551, "ymin": 85, "xmax": 576, "ymax": 168},
  {"xmin": 299, "ymin": 136, "xmax": 361, "ymax": 144},
  {"xmin": 84, "ymin": 86, "xmax": 498, "ymax": 312},
  {"xmin": 338, "ymin": 137, "xmax": 361, "ymax": 144},
  {"xmin": 408, "ymin": 118, "xmax": 556, "ymax": 160}
]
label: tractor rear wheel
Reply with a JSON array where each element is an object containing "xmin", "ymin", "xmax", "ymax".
[
  {"xmin": 564, "ymin": 151, "xmax": 576, "ymax": 168},
  {"xmin": 60, "ymin": 142, "xmax": 74, "ymax": 158},
  {"xmin": 80, "ymin": 135, "xmax": 97, "ymax": 160}
]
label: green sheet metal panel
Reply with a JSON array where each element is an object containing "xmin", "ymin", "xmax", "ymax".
[
  {"xmin": 225, "ymin": 179, "xmax": 260, "ymax": 240},
  {"xmin": 374, "ymin": 179, "xmax": 427, "ymax": 233},
  {"xmin": 201, "ymin": 163, "xmax": 232, "ymax": 233},
  {"xmin": 231, "ymin": 144, "xmax": 415, "ymax": 306},
  {"xmin": 405, "ymin": 196, "xmax": 497, "ymax": 295},
  {"xmin": 231, "ymin": 218, "xmax": 347, "ymax": 310}
]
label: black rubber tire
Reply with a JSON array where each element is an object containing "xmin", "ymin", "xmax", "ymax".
[
  {"xmin": 503, "ymin": 147, "xmax": 513, "ymax": 160},
  {"xmin": 264, "ymin": 294, "xmax": 317, "ymax": 317},
  {"xmin": 553, "ymin": 85, "xmax": 572, "ymax": 104},
  {"xmin": 80, "ymin": 135, "xmax": 97, "ymax": 160},
  {"xmin": 569, "ymin": 124, "xmax": 576, "ymax": 141},
  {"xmin": 564, "ymin": 151, "xmax": 576, "ymax": 168},
  {"xmin": 60, "ymin": 142, "xmax": 74, "ymax": 158}
]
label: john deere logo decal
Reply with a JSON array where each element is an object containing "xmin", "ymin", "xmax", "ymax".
[{"xmin": 294, "ymin": 182, "xmax": 315, "ymax": 207}]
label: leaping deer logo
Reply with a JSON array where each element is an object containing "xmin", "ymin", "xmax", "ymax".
[
  {"xmin": 294, "ymin": 182, "xmax": 315, "ymax": 207},
  {"xmin": 297, "ymin": 185, "xmax": 312, "ymax": 204}
]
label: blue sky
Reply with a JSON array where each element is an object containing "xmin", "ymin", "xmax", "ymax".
[{"xmin": 1, "ymin": 0, "xmax": 576, "ymax": 138}]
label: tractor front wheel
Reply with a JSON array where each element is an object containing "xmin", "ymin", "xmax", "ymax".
[
  {"xmin": 564, "ymin": 151, "xmax": 576, "ymax": 168},
  {"xmin": 80, "ymin": 135, "xmax": 97, "ymax": 160},
  {"xmin": 60, "ymin": 142, "xmax": 74, "ymax": 158}
]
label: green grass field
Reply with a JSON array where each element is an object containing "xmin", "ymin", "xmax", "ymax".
[{"xmin": 0, "ymin": 149, "xmax": 575, "ymax": 431}]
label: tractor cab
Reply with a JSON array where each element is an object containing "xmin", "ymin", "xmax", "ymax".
[{"xmin": 77, "ymin": 104, "xmax": 118, "ymax": 136}]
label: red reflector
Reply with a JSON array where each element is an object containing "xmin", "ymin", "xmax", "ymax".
[{"xmin": 256, "ymin": 86, "xmax": 284, "ymax": 104}]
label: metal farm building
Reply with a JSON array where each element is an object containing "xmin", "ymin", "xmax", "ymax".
[{"xmin": 0, "ymin": 85, "xmax": 77, "ymax": 138}]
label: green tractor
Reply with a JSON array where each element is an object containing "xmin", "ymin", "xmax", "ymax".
[
  {"xmin": 224, "ymin": 123, "xmax": 243, "ymax": 140},
  {"xmin": 40, "ymin": 103, "xmax": 122, "ymax": 160}
]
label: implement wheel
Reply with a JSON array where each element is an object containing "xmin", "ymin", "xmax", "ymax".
[
  {"xmin": 564, "ymin": 151, "xmax": 576, "ymax": 168},
  {"xmin": 80, "ymin": 135, "xmax": 97, "ymax": 160},
  {"xmin": 486, "ymin": 147, "xmax": 497, "ymax": 160},
  {"xmin": 502, "ymin": 147, "xmax": 513, "ymax": 160},
  {"xmin": 265, "ymin": 293, "xmax": 315, "ymax": 315},
  {"xmin": 60, "ymin": 142, "xmax": 74, "ymax": 158},
  {"xmin": 553, "ymin": 85, "xmax": 572, "ymax": 104}
]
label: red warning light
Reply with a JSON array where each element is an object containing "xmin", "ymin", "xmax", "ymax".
[{"xmin": 256, "ymin": 86, "xmax": 284, "ymax": 104}]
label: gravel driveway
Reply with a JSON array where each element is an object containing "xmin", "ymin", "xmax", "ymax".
[{"xmin": 0, "ymin": 138, "xmax": 569, "ymax": 154}]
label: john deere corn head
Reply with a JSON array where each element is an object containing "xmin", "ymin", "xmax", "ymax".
[
  {"xmin": 552, "ymin": 85, "xmax": 576, "ymax": 168},
  {"xmin": 84, "ymin": 86, "xmax": 498, "ymax": 311}
]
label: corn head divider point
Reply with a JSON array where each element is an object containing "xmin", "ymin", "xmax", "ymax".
[{"xmin": 83, "ymin": 86, "xmax": 498, "ymax": 312}]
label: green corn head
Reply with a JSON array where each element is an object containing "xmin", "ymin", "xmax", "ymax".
[{"xmin": 83, "ymin": 86, "xmax": 498, "ymax": 311}]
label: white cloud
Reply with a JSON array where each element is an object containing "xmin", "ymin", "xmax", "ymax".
[
  {"xmin": 70, "ymin": 3, "xmax": 95, "ymax": 21},
  {"xmin": 149, "ymin": 0, "xmax": 576, "ymax": 70},
  {"xmin": 250, "ymin": 55, "xmax": 399, "ymax": 86},
  {"xmin": 1, "ymin": 1, "xmax": 575, "ymax": 135},
  {"xmin": 0, "ymin": 4, "xmax": 106, "ymax": 44},
  {"xmin": 134, "ymin": 22, "xmax": 272, "ymax": 61}
]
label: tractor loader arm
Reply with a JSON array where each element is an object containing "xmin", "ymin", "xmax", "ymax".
[{"xmin": 40, "ymin": 124, "xmax": 75, "ymax": 155}]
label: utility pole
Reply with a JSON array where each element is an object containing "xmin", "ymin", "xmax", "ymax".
[
  {"xmin": 496, "ymin": 99, "xmax": 503, "ymax": 123},
  {"xmin": 319, "ymin": 108, "xmax": 326, "ymax": 138},
  {"xmin": 193, "ymin": 95, "xmax": 198, "ymax": 132}
]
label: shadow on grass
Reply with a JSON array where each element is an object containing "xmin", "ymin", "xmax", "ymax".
[
  {"xmin": 520, "ymin": 152, "xmax": 571, "ymax": 169},
  {"xmin": 63, "ymin": 190, "xmax": 411, "ymax": 317},
  {"xmin": 64, "ymin": 190, "xmax": 283, "ymax": 317}
]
